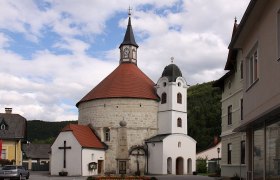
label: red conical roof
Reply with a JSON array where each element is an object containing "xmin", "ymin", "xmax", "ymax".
[{"xmin": 77, "ymin": 63, "xmax": 158, "ymax": 106}]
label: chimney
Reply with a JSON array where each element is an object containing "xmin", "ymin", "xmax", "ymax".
[{"xmin": 5, "ymin": 108, "xmax": 12, "ymax": 114}]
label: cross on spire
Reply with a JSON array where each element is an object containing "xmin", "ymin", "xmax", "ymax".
[
  {"xmin": 171, "ymin": 57, "xmax": 174, "ymax": 64},
  {"xmin": 58, "ymin": 140, "xmax": 71, "ymax": 168},
  {"xmin": 128, "ymin": 6, "xmax": 132, "ymax": 17}
]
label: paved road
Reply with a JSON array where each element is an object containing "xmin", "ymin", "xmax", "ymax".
[
  {"xmin": 29, "ymin": 171, "xmax": 86, "ymax": 180},
  {"xmin": 152, "ymin": 175, "xmax": 215, "ymax": 180},
  {"xmin": 29, "ymin": 171, "xmax": 216, "ymax": 180}
]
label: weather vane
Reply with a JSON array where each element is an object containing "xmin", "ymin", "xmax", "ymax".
[
  {"xmin": 171, "ymin": 57, "xmax": 174, "ymax": 64},
  {"xmin": 128, "ymin": 6, "xmax": 132, "ymax": 17}
]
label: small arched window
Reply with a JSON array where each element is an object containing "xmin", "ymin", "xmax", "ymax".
[
  {"xmin": 178, "ymin": 142, "xmax": 181, "ymax": 148},
  {"xmin": 132, "ymin": 49, "xmax": 136, "ymax": 59},
  {"xmin": 177, "ymin": 93, "xmax": 182, "ymax": 104},
  {"xmin": 161, "ymin": 92, "xmax": 167, "ymax": 104},
  {"xmin": 177, "ymin": 118, "xmax": 182, "ymax": 127},
  {"xmin": 0, "ymin": 124, "xmax": 6, "ymax": 130},
  {"xmin": 104, "ymin": 127, "xmax": 110, "ymax": 142}
]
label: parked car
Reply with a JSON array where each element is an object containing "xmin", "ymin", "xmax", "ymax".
[{"xmin": 0, "ymin": 165, "xmax": 29, "ymax": 179}]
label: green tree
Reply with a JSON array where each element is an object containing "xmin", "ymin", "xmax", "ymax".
[{"xmin": 187, "ymin": 81, "xmax": 221, "ymax": 152}]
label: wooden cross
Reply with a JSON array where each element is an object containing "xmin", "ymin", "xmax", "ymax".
[{"xmin": 58, "ymin": 140, "xmax": 71, "ymax": 168}]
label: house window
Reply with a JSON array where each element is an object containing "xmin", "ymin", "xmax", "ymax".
[
  {"xmin": 240, "ymin": 99, "xmax": 243, "ymax": 121},
  {"xmin": 177, "ymin": 93, "xmax": 182, "ymax": 104},
  {"xmin": 104, "ymin": 128, "xmax": 110, "ymax": 142},
  {"xmin": 0, "ymin": 124, "xmax": 5, "ymax": 130},
  {"xmin": 177, "ymin": 118, "xmax": 182, "ymax": 127},
  {"xmin": 228, "ymin": 105, "xmax": 232, "ymax": 125},
  {"xmin": 247, "ymin": 46, "xmax": 259, "ymax": 87},
  {"xmin": 241, "ymin": 141, "xmax": 245, "ymax": 164},
  {"xmin": 228, "ymin": 143, "xmax": 232, "ymax": 164},
  {"xmin": 1, "ymin": 149, "xmax": 6, "ymax": 159},
  {"xmin": 161, "ymin": 93, "xmax": 167, "ymax": 104}
]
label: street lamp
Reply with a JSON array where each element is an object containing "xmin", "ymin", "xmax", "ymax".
[{"xmin": 217, "ymin": 147, "xmax": 220, "ymax": 167}]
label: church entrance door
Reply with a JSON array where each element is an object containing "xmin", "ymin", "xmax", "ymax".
[
  {"xmin": 176, "ymin": 157, "xmax": 184, "ymax": 175},
  {"xmin": 98, "ymin": 160, "xmax": 103, "ymax": 174}
]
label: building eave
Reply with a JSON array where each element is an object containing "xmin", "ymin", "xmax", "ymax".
[{"xmin": 234, "ymin": 104, "xmax": 280, "ymax": 132}]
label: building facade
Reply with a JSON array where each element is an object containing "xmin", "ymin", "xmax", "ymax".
[
  {"xmin": 216, "ymin": 0, "xmax": 280, "ymax": 179},
  {"xmin": 51, "ymin": 124, "xmax": 106, "ymax": 176},
  {"xmin": 214, "ymin": 20, "xmax": 247, "ymax": 178},
  {"xmin": 0, "ymin": 108, "xmax": 26, "ymax": 165}
]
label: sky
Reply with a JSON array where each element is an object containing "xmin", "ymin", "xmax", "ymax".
[{"xmin": 0, "ymin": 0, "xmax": 250, "ymax": 121}]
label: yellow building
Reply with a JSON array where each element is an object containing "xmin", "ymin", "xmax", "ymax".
[{"xmin": 0, "ymin": 108, "xmax": 26, "ymax": 165}]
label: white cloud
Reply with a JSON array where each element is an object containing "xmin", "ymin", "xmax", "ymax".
[
  {"xmin": 0, "ymin": 33, "xmax": 10, "ymax": 48},
  {"xmin": 0, "ymin": 0, "xmax": 250, "ymax": 121}
]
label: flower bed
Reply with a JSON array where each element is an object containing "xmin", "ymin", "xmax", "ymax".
[{"xmin": 87, "ymin": 176, "xmax": 155, "ymax": 180}]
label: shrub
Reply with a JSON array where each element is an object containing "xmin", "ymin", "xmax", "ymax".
[{"xmin": 196, "ymin": 157, "xmax": 207, "ymax": 173}]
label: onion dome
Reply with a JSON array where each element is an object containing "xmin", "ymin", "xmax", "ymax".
[
  {"xmin": 76, "ymin": 63, "xmax": 158, "ymax": 106},
  {"xmin": 161, "ymin": 64, "xmax": 182, "ymax": 82}
]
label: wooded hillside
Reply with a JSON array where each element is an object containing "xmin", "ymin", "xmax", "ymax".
[
  {"xmin": 187, "ymin": 81, "xmax": 221, "ymax": 152},
  {"xmin": 26, "ymin": 120, "xmax": 77, "ymax": 144}
]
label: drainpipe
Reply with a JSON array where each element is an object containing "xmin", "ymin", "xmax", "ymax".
[{"xmin": 14, "ymin": 141, "xmax": 17, "ymax": 165}]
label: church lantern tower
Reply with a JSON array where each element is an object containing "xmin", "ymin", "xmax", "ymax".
[
  {"xmin": 119, "ymin": 12, "xmax": 138, "ymax": 65},
  {"xmin": 156, "ymin": 62, "xmax": 188, "ymax": 135}
]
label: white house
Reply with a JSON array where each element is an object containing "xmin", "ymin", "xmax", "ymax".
[
  {"xmin": 196, "ymin": 140, "xmax": 221, "ymax": 161},
  {"xmin": 51, "ymin": 124, "xmax": 106, "ymax": 176},
  {"xmin": 146, "ymin": 64, "xmax": 197, "ymax": 175}
]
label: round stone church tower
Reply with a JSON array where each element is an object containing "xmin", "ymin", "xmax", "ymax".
[{"xmin": 76, "ymin": 15, "xmax": 158, "ymax": 175}]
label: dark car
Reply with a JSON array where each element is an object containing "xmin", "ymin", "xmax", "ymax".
[{"xmin": 0, "ymin": 165, "xmax": 29, "ymax": 180}]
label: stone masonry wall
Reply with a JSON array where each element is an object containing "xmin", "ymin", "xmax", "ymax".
[{"xmin": 78, "ymin": 98, "xmax": 158, "ymax": 174}]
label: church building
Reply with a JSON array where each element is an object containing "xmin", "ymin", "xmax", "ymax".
[{"xmin": 51, "ymin": 13, "xmax": 196, "ymax": 176}]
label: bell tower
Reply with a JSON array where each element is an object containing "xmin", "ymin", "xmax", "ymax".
[
  {"xmin": 156, "ymin": 61, "xmax": 188, "ymax": 135},
  {"xmin": 119, "ymin": 8, "xmax": 139, "ymax": 65}
]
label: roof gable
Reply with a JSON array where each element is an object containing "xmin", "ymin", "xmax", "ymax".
[
  {"xmin": 62, "ymin": 124, "xmax": 105, "ymax": 149},
  {"xmin": 22, "ymin": 144, "xmax": 51, "ymax": 159},
  {"xmin": 0, "ymin": 113, "xmax": 26, "ymax": 139}
]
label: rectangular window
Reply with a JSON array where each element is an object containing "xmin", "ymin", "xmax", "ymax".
[
  {"xmin": 253, "ymin": 128, "xmax": 264, "ymax": 179},
  {"xmin": 228, "ymin": 143, "xmax": 232, "ymax": 164},
  {"xmin": 240, "ymin": 99, "xmax": 243, "ymax": 121},
  {"xmin": 228, "ymin": 105, "xmax": 232, "ymax": 125},
  {"xmin": 240, "ymin": 61, "xmax": 243, "ymax": 79},
  {"xmin": 241, "ymin": 140, "xmax": 245, "ymax": 164},
  {"xmin": 1, "ymin": 149, "xmax": 6, "ymax": 159},
  {"xmin": 247, "ymin": 46, "xmax": 259, "ymax": 87},
  {"xmin": 277, "ymin": 10, "xmax": 280, "ymax": 58},
  {"xmin": 266, "ymin": 122, "xmax": 280, "ymax": 178}
]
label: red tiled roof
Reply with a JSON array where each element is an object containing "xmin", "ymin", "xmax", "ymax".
[
  {"xmin": 77, "ymin": 63, "xmax": 158, "ymax": 106},
  {"xmin": 62, "ymin": 124, "xmax": 105, "ymax": 149}
]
